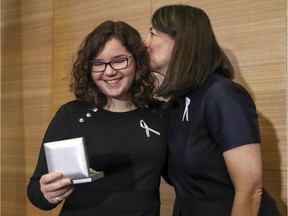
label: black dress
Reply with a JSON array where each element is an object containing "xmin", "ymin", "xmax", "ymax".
[
  {"xmin": 27, "ymin": 100, "xmax": 169, "ymax": 216},
  {"xmin": 167, "ymin": 74, "xmax": 280, "ymax": 216}
]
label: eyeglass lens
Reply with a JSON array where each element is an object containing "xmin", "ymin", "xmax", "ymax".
[{"xmin": 90, "ymin": 56, "xmax": 132, "ymax": 72}]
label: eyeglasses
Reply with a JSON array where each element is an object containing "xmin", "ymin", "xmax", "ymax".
[{"xmin": 89, "ymin": 54, "xmax": 134, "ymax": 73}]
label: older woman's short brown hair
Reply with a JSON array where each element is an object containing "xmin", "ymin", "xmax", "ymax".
[{"xmin": 152, "ymin": 5, "xmax": 234, "ymax": 102}]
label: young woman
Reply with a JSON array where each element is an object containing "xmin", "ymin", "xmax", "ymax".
[
  {"xmin": 145, "ymin": 4, "xmax": 280, "ymax": 216},
  {"xmin": 27, "ymin": 20, "xmax": 169, "ymax": 216}
]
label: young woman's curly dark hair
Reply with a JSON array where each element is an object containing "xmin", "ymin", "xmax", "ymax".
[{"xmin": 70, "ymin": 20, "xmax": 156, "ymax": 109}]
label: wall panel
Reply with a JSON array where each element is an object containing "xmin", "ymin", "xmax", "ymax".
[
  {"xmin": 2, "ymin": 0, "xmax": 53, "ymax": 215},
  {"xmin": 2, "ymin": 1, "xmax": 28, "ymax": 215}
]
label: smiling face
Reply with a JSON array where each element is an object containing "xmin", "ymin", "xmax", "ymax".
[
  {"xmin": 144, "ymin": 27, "xmax": 175, "ymax": 75},
  {"xmin": 91, "ymin": 38, "xmax": 136, "ymax": 107}
]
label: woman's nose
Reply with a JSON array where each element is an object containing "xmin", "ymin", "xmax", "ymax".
[
  {"xmin": 104, "ymin": 64, "xmax": 117, "ymax": 76},
  {"xmin": 144, "ymin": 35, "xmax": 151, "ymax": 49}
]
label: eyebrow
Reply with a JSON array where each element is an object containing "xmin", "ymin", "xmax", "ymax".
[{"xmin": 92, "ymin": 54, "xmax": 130, "ymax": 62}]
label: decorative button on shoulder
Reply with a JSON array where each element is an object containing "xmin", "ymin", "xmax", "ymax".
[{"xmin": 79, "ymin": 107, "xmax": 98, "ymax": 123}]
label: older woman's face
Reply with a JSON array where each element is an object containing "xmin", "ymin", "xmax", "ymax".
[{"xmin": 144, "ymin": 27, "xmax": 174, "ymax": 75}]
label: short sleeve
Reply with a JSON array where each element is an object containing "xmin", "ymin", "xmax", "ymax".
[{"xmin": 205, "ymin": 80, "xmax": 261, "ymax": 152}]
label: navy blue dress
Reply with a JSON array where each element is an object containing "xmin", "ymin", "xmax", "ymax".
[
  {"xmin": 167, "ymin": 73, "xmax": 280, "ymax": 216},
  {"xmin": 27, "ymin": 100, "xmax": 169, "ymax": 216}
]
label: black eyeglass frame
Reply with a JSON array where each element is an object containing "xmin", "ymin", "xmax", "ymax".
[{"xmin": 89, "ymin": 54, "xmax": 134, "ymax": 73}]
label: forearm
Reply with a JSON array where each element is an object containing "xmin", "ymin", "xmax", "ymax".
[
  {"xmin": 27, "ymin": 177, "xmax": 58, "ymax": 210},
  {"xmin": 231, "ymin": 188, "xmax": 262, "ymax": 216},
  {"xmin": 223, "ymin": 144, "xmax": 263, "ymax": 216}
]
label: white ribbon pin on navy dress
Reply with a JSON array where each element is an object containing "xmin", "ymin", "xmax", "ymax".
[
  {"xmin": 182, "ymin": 97, "xmax": 190, "ymax": 122},
  {"xmin": 140, "ymin": 120, "xmax": 160, "ymax": 137}
]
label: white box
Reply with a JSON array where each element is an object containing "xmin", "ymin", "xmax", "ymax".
[{"xmin": 44, "ymin": 137, "xmax": 104, "ymax": 184}]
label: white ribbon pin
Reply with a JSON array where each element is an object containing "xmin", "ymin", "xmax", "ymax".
[
  {"xmin": 140, "ymin": 120, "xmax": 160, "ymax": 137},
  {"xmin": 182, "ymin": 97, "xmax": 190, "ymax": 122}
]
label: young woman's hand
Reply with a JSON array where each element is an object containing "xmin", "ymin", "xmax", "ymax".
[{"xmin": 40, "ymin": 172, "xmax": 74, "ymax": 204}]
